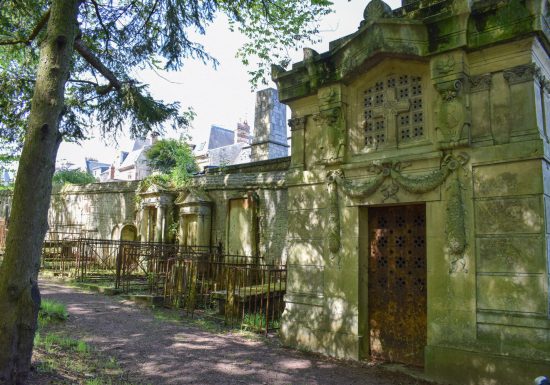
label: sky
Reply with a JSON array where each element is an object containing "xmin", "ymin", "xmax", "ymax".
[{"xmin": 57, "ymin": 0, "xmax": 402, "ymax": 169}]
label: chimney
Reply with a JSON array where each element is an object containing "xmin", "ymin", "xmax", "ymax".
[
  {"xmin": 110, "ymin": 165, "xmax": 115, "ymax": 180},
  {"xmin": 250, "ymin": 88, "xmax": 289, "ymax": 162},
  {"xmin": 236, "ymin": 121, "xmax": 251, "ymax": 144}
]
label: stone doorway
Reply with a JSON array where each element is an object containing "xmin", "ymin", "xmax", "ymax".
[
  {"xmin": 367, "ymin": 204, "xmax": 426, "ymax": 367},
  {"xmin": 227, "ymin": 198, "xmax": 255, "ymax": 256}
]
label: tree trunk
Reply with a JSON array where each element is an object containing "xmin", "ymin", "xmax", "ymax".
[{"xmin": 0, "ymin": 0, "xmax": 80, "ymax": 383}]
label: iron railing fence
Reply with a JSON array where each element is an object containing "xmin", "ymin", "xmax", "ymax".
[
  {"xmin": 163, "ymin": 258, "xmax": 286, "ymax": 334},
  {"xmin": 38, "ymin": 236, "xmax": 287, "ymax": 334},
  {"xmin": 42, "ymin": 230, "xmax": 82, "ymax": 275},
  {"xmin": 75, "ymin": 238, "xmax": 221, "ymax": 293}
]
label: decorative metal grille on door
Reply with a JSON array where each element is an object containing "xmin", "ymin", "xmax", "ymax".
[{"xmin": 368, "ymin": 204, "xmax": 427, "ymax": 367}]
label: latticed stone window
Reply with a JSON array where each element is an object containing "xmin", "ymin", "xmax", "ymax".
[{"xmin": 364, "ymin": 74, "xmax": 424, "ymax": 148}]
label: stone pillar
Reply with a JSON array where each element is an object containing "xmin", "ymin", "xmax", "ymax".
[
  {"xmin": 139, "ymin": 206, "xmax": 148, "ymax": 241},
  {"xmin": 288, "ymin": 116, "xmax": 307, "ymax": 169},
  {"xmin": 178, "ymin": 214, "xmax": 187, "ymax": 245},
  {"xmin": 155, "ymin": 205, "xmax": 165, "ymax": 242}
]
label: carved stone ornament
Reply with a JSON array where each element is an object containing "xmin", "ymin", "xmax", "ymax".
[
  {"xmin": 447, "ymin": 173, "xmax": 467, "ymax": 274},
  {"xmin": 503, "ymin": 63, "xmax": 541, "ymax": 85},
  {"xmin": 469, "ymin": 73, "xmax": 492, "ymax": 93},
  {"xmin": 326, "ymin": 154, "xmax": 470, "ymax": 269},
  {"xmin": 362, "ymin": 0, "xmax": 393, "ymax": 26},
  {"xmin": 435, "ymin": 55, "xmax": 456, "ymax": 76},
  {"xmin": 313, "ymin": 107, "xmax": 345, "ymax": 165},
  {"xmin": 435, "ymin": 79, "xmax": 471, "ymax": 149},
  {"xmin": 334, "ymin": 153, "xmax": 468, "ymax": 199},
  {"xmin": 288, "ymin": 116, "xmax": 307, "ymax": 131},
  {"xmin": 303, "ymin": 48, "xmax": 328, "ymax": 90},
  {"xmin": 326, "ymin": 170, "xmax": 343, "ymax": 261}
]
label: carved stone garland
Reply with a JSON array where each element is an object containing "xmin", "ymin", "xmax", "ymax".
[{"xmin": 327, "ymin": 153, "xmax": 469, "ymax": 271}]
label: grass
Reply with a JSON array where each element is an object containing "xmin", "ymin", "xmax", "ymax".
[
  {"xmin": 32, "ymin": 299, "xmax": 140, "ymax": 384},
  {"xmin": 240, "ymin": 312, "xmax": 276, "ymax": 330},
  {"xmin": 40, "ymin": 299, "xmax": 69, "ymax": 322}
]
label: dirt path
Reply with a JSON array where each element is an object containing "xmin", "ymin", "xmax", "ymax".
[{"xmin": 33, "ymin": 280, "xmax": 435, "ymax": 385}]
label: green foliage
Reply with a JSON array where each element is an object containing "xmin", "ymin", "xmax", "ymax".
[
  {"xmin": 0, "ymin": 0, "xmax": 334, "ymax": 152},
  {"xmin": 145, "ymin": 139, "xmax": 198, "ymax": 187},
  {"xmin": 138, "ymin": 173, "xmax": 172, "ymax": 191},
  {"xmin": 52, "ymin": 169, "xmax": 96, "ymax": 186},
  {"xmin": 39, "ymin": 299, "xmax": 69, "ymax": 326},
  {"xmin": 229, "ymin": 0, "xmax": 334, "ymax": 87}
]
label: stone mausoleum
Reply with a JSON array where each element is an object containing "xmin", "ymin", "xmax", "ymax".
[
  {"xmin": 0, "ymin": 1, "xmax": 549, "ymax": 384},
  {"xmin": 273, "ymin": 0, "xmax": 550, "ymax": 383}
]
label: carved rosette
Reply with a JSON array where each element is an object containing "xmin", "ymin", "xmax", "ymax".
[{"xmin": 361, "ymin": 0, "xmax": 393, "ymax": 26}]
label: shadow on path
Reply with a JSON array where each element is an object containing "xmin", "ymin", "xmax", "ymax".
[{"xmin": 38, "ymin": 280, "xmax": 433, "ymax": 385}]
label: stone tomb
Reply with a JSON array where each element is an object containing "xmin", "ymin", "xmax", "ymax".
[{"xmin": 274, "ymin": 0, "xmax": 550, "ymax": 384}]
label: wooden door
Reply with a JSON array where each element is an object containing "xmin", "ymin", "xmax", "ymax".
[{"xmin": 368, "ymin": 204, "xmax": 426, "ymax": 366}]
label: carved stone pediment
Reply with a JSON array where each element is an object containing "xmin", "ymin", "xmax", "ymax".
[
  {"xmin": 174, "ymin": 189, "xmax": 212, "ymax": 207},
  {"xmin": 138, "ymin": 182, "xmax": 175, "ymax": 208},
  {"xmin": 175, "ymin": 190, "xmax": 213, "ymax": 216},
  {"xmin": 138, "ymin": 181, "xmax": 170, "ymax": 195}
]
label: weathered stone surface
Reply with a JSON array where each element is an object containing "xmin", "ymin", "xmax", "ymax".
[
  {"xmin": 287, "ymin": 265, "xmax": 324, "ymax": 295},
  {"xmin": 477, "ymin": 323, "xmax": 550, "ymax": 359},
  {"xmin": 477, "ymin": 275, "xmax": 547, "ymax": 314},
  {"xmin": 286, "ymin": 239, "xmax": 325, "ymax": 265},
  {"xmin": 473, "ymin": 160, "xmax": 543, "ymax": 197},
  {"xmin": 287, "ymin": 184, "xmax": 328, "ymax": 210},
  {"xmin": 287, "ymin": 209, "xmax": 326, "ymax": 239},
  {"xmin": 475, "ymin": 197, "xmax": 543, "ymax": 234},
  {"xmin": 477, "ymin": 236, "xmax": 545, "ymax": 273}
]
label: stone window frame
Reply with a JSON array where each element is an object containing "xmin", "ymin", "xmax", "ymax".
[
  {"xmin": 348, "ymin": 60, "xmax": 432, "ymax": 157},
  {"xmin": 363, "ymin": 74, "xmax": 425, "ymax": 147}
]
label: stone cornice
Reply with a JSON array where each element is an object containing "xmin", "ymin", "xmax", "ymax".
[{"xmin": 275, "ymin": 1, "xmax": 544, "ymax": 103}]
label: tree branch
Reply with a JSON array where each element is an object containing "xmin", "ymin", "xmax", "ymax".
[
  {"xmin": 68, "ymin": 78, "xmax": 100, "ymax": 87},
  {"xmin": 74, "ymin": 38, "xmax": 122, "ymax": 93},
  {"xmin": 143, "ymin": 0, "xmax": 159, "ymax": 29},
  {"xmin": 90, "ymin": 0, "xmax": 110, "ymax": 51},
  {"xmin": 0, "ymin": 9, "xmax": 50, "ymax": 46}
]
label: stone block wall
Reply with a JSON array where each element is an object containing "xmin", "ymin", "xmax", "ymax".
[
  {"xmin": 188, "ymin": 157, "xmax": 290, "ymax": 264},
  {"xmin": 48, "ymin": 181, "xmax": 140, "ymax": 239}
]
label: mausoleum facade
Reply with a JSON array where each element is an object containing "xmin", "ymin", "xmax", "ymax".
[{"xmin": 273, "ymin": 0, "xmax": 550, "ymax": 383}]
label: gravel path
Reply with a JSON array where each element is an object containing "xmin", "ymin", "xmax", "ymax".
[{"xmin": 35, "ymin": 280, "xmax": 434, "ymax": 385}]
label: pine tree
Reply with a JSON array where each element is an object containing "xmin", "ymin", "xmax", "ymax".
[{"xmin": 0, "ymin": 0, "xmax": 332, "ymax": 382}]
